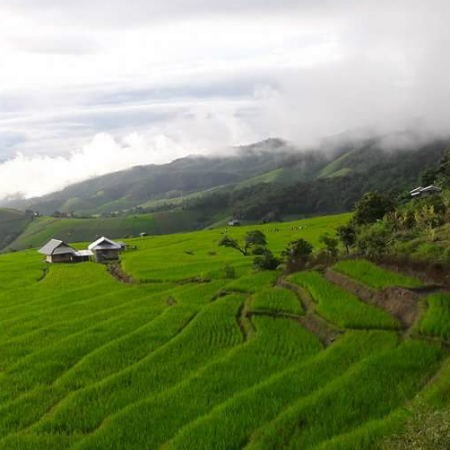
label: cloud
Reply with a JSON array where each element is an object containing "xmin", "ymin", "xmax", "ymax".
[
  {"xmin": 0, "ymin": 0, "xmax": 450, "ymax": 200},
  {"xmin": 1, "ymin": 0, "xmax": 326, "ymax": 27},
  {"xmin": 12, "ymin": 36, "xmax": 102, "ymax": 55},
  {"xmin": 0, "ymin": 133, "xmax": 191, "ymax": 199}
]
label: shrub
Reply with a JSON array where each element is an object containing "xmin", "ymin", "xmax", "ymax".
[
  {"xmin": 353, "ymin": 191, "xmax": 395, "ymax": 226},
  {"xmin": 356, "ymin": 224, "xmax": 390, "ymax": 258},
  {"xmin": 252, "ymin": 246, "xmax": 267, "ymax": 255},
  {"xmin": 253, "ymin": 250, "xmax": 281, "ymax": 271},
  {"xmin": 319, "ymin": 233, "xmax": 339, "ymax": 257}
]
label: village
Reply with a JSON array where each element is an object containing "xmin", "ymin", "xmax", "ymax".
[{"xmin": 38, "ymin": 236, "xmax": 128, "ymax": 263}]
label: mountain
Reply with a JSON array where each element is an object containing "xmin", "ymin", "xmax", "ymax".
[
  {"xmin": 0, "ymin": 133, "xmax": 448, "ymax": 251},
  {"xmin": 0, "ymin": 139, "xmax": 329, "ymax": 216}
]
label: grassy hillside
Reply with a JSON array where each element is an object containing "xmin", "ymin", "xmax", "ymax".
[
  {"xmin": 5, "ymin": 210, "xmax": 203, "ymax": 251},
  {"xmin": 0, "ymin": 213, "xmax": 448, "ymax": 449},
  {"xmin": 0, "ymin": 209, "xmax": 32, "ymax": 251}
]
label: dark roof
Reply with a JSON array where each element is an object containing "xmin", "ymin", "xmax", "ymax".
[{"xmin": 38, "ymin": 239, "xmax": 76, "ymax": 256}]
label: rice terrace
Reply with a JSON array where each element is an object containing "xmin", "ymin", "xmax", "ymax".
[{"xmin": 0, "ymin": 212, "xmax": 449, "ymax": 450}]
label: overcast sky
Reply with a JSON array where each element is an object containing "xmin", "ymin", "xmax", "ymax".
[{"xmin": 0, "ymin": 0, "xmax": 449, "ymax": 198}]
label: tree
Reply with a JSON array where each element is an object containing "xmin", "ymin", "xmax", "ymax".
[
  {"xmin": 319, "ymin": 233, "xmax": 339, "ymax": 257},
  {"xmin": 353, "ymin": 191, "xmax": 395, "ymax": 226},
  {"xmin": 219, "ymin": 230, "xmax": 267, "ymax": 256},
  {"xmin": 336, "ymin": 223, "xmax": 356, "ymax": 254},
  {"xmin": 282, "ymin": 239, "xmax": 313, "ymax": 262},
  {"xmin": 356, "ymin": 225, "xmax": 389, "ymax": 258},
  {"xmin": 253, "ymin": 249, "xmax": 281, "ymax": 271},
  {"xmin": 244, "ymin": 230, "xmax": 267, "ymax": 253},
  {"xmin": 218, "ymin": 235, "xmax": 247, "ymax": 256},
  {"xmin": 420, "ymin": 168, "xmax": 437, "ymax": 186}
]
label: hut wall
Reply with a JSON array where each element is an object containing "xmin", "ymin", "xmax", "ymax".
[
  {"xmin": 95, "ymin": 249, "xmax": 120, "ymax": 262},
  {"xmin": 51, "ymin": 253, "xmax": 73, "ymax": 263}
]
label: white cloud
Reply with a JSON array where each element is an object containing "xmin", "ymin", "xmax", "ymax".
[{"xmin": 0, "ymin": 132, "xmax": 189, "ymax": 198}]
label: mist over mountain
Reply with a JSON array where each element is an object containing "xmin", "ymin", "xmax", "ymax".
[{"xmin": 2, "ymin": 133, "xmax": 448, "ymax": 219}]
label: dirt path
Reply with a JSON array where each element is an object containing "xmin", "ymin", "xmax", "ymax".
[
  {"xmin": 276, "ymin": 278, "xmax": 343, "ymax": 346},
  {"xmin": 107, "ymin": 263, "xmax": 137, "ymax": 284},
  {"xmin": 238, "ymin": 295, "xmax": 256, "ymax": 342}
]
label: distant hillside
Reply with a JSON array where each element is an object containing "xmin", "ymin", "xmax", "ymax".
[
  {"xmin": 0, "ymin": 209, "xmax": 32, "ymax": 250},
  {"xmin": 4, "ymin": 210, "xmax": 209, "ymax": 252},
  {"xmin": 1, "ymin": 133, "xmax": 449, "ymax": 251},
  {"xmin": 3, "ymin": 134, "xmax": 448, "ymax": 220},
  {"xmin": 182, "ymin": 139, "xmax": 450, "ymax": 221},
  {"xmin": 0, "ymin": 138, "xmax": 331, "ymax": 216}
]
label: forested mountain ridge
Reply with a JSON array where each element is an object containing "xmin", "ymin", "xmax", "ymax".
[{"xmin": 1, "ymin": 134, "xmax": 449, "ymax": 221}]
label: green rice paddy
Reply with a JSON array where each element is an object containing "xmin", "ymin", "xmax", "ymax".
[
  {"xmin": 333, "ymin": 259, "xmax": 423, "ymax": 290},
  {"xmin": 418, "ymin": 292, "xmax": 450, "ymax": 341},
  {"xmin": 0, "ymin": 213, "xmax": 448, "ymax": 450},
  {"xmin": 289, "ymin": 271, "xmax": 400, "ymax": 329}
]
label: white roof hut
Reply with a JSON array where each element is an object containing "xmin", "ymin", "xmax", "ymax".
[
  {"xmin": 38, "ymin": 239, "xmax": 76, "ymax": 263},
  {"xmin": 410, "ymin": 185, "xmax": 442, "ymax": 198},
  {"xmin": 88, "ymin": 236, "xmax": 122, "ymax": 262}
]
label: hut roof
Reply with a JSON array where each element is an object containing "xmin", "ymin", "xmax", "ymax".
[
  {"xmin": 88, "ymin": 236, "xmax": 121, "ymax": 251},
  {"xmin": 74, "ymin": 249, "xmax": 94, "ymax": 257},
  {"xmin": 38, "ymin": 239, "xmax": 76, "ymax": 256},
  {"xmin": 410, "ymin": 185, "xmax": 442, "ymax": 197}
]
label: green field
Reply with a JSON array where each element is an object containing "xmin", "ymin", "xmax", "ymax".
[
  {"xmin": 0, "ymin": 213, "xmax": 448, "ymax": 450},
  {"xmin": 4, "ymin": 210, "xmax": 202, "ymax": 252},
  {"xmin": 333, "ymin": 259, "xmax": 424, "ymax": 290},
  {"xmin": 418, "ymin": 292, "xmax": 450, "ymax": 341},
  {"xmin": 289, "ymin": 271, "xmax": 400, "ymax": 329},
  {"xmin": 0, "ymin": 209, "xmax": 32, "ymax": 251}
]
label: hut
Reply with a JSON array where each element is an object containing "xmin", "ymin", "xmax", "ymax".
[
  {"xmin": 88, "ymin": 236, "xmax": 122, "ymax": 263},
  {"xmin": 116, "ymin": 241, "xmax": 128, "ymax": 251},
  {"xmin": 410, "ymin": 185, "xmax": 442, "ymax": 198},
  {"xmin": 73, "ymin": 249, "xmax": 94, "ymax": 262},
  {"xmin": 38, "ymin": 239, "xmax": 94, "ymax": 263},
  {"xmin": 38, "ymin": 239, "xmax": 77, "ymax": 263}
]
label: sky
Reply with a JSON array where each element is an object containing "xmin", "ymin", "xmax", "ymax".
[{"xmin": 0, "ymin": 0, "xmax": 450, "ymax": 199}]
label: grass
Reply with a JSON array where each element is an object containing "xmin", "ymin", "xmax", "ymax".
[
  {"xmin": 5, "ymin": 210, "xmax": 202, "ymax": 252},
  {"xmin": 163, "ymin": 331, "xmax": 398, "ymax": 450},
  {"xmin": 0, "ymin": 209, "xmax": 32, "ymax": 251},
  {"xmin": 69, "ymin": 317, "xmax": 322, "ymax": 450},
  {"xmin": 333, "ymin": 259, "xmax": 424, "ymax": 290},
  {"xmin": 418, "ymin": 292, "xmax": 450, "ymax": 340},
  {"xmin": 227, "ymin": 271, "xmax": 280, "ymax": 293},
  {"xmin": 121, "ymin": 213, "xmax": 351, "ymax": 282},
  {"xmin": 0, "ymin": 212, "xmax": 448, "ymax": 450},
  {"xmin": 251, "ymin": 287, "xmax": 303, "ymax": 315},
  {"xmin": 289, "ymin": 271, "xmax": 400, "ymax": 329},
  {"xmin": 245, "ymin": 340, "xmax": 443, "ymax": 450}
]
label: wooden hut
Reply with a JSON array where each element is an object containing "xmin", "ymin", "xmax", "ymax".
[
  {"xmin": 38, "ymin": 239, "xmax": 94, "ymax": 263},
  {"xmin": 38, "ymin": 239, "xmax": 77, "ymax": 263},
  {"xmin": 410, "ymin": 185, "xmax": 442, "ymax": 198},
  {"xmin": 88, "ymin": 236, "xmax": 122, "ymax": 263}
]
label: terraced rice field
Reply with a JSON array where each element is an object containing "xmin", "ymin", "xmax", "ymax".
[
  {"xmin": 0, "ymin": 215, "xmax": 449, "ymax": 449},
  {"xmin": 332, "ymin": 259, "xmax": 423, "ymax": 290}
]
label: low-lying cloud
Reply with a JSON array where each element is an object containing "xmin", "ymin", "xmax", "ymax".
[{"xmin": 0, "ymin": 133, "xmax": 190, "ymax": 199}]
